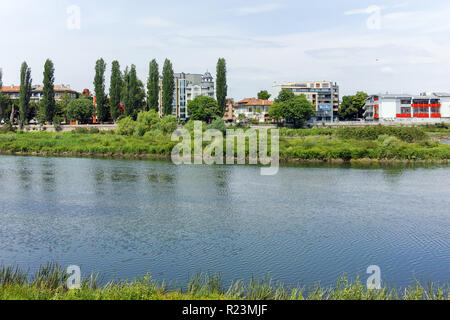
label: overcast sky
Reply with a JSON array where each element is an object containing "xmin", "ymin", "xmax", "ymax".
[{"xmin": 1, "ymin": 0, "xmax": 450, "ymax": 99}]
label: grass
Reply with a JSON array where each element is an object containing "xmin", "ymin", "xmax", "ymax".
[
  {"xmin": 0, "ymin": 125, "xmax": 449, "ymax": 161},
  {"xmin": 0, "ymin": 264, "xmax": 448, "ymax": 300}
]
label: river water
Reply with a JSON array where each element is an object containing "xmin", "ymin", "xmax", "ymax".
[{"xmin": 0, "ymin": 155, "xmax": 448, "ymax": 288}]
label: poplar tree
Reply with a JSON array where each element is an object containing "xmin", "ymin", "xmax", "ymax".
[
  {"xmin": 109, "ymin": 61, "xmax": 122, "ymax": 122},
  {"xmin": 216, "ymin": 58, "xmax": 228, "ymax": 115},
  {"xmin": 122, "ymin": 65, "xmax": 139, "ymax": 119},
  {"xmin": 18, "ymin": 62, "xmax": 32, "ymax": 128},
  {"xmin": 41, "ymin": 59, "xmax": 55, "ymax": 123},
  {"xmin": 161, "ymin": 59, "xmax": 175, "ymax": 116},
  {"xmin": 94, "ymin": 58, "xmax": 108, "ymax": 123},
  {"xmin": 147, "ymin": 59, "xmax": 160, "ymax": 112}
]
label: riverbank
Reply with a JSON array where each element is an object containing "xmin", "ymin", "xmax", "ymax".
[
  {"xmin": 0, "ymin": 126, "xmax": 449, "ymax": 162},
  {"xmin": 0, "ymin": 265, "xmax": 448, "ymax": 300}
]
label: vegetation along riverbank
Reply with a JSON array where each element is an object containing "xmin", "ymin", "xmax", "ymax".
[
  {"xmin": 0, "ymin": 264, "xmax": 448, "ymax": 300},
  {"xmin": 0, "ymin": 116, "xmax": 450, "ymax": 162}
]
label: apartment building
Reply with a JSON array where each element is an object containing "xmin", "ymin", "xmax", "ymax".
[
  {"xmin": 364, "ymin": 93, "xmax": 450, "ymax": 122},
  {"xmin": 185, "ymin": 72, "xmax": 215, "ymax": 102},
  {"xmin": 158, "ymin": 71, "xmax": 215, "ymax": 121},
  {"xmin": 1, "ymin": 84, "xmax": 79, "ymax": 102},
  {"xmin": 272, "ymin": 81, "xmax": 340, "ymax": 122},
  {"xmin": 233, "ymin": 98, "xmax": 273, "ymax": 123}
]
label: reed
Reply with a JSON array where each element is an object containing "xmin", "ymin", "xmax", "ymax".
[{"xmin": 0, "ymin": 265, "xmax": 448, "ymax": 300}]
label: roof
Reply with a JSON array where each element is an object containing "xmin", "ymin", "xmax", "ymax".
[
  {"xmin": 1, "ymin": 85, "xmax": 78, "ymax": 94},
  {"xmin": 235, "ymin": 98, "xmax": 273, "ymax": 107}
]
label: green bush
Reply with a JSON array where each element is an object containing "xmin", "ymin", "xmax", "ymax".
[
  {"xmin": 156, "ymin": 116, "xmax": 178, "ymax": 135},
  {"xmin": 336, "ymin": 126, "xmax": 426, "ymax": 142},
  {"xmin": 207, "ymin": 118, "xmax": 227, "ymax": 135},
  {"xmin": 117, "ymin": 117, "xmax": 136, "ymax": 136}
]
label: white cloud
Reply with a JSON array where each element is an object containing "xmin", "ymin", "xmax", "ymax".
[{"xmin": 234, "ymin": 3, "xmax": 283, "ymax": 16}]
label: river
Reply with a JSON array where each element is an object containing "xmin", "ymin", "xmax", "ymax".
[{"xmin": 0, "ymin": 155, "xmax": 448, "ymax": 288}]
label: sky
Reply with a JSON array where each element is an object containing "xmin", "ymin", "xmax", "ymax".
[{"xmin": 2, "ymin": 0, "xmax": 450, "ymax": 99}]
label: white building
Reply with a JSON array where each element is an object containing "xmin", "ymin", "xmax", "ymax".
[{"xmin": 364, "ymin": 93, "xmax": 450, "ymax": 122}]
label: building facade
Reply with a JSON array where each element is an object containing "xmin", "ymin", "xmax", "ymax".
[
  {"xmin": 364, "ymin": 93, "xmax": 450, "ymax": 122},
  {"xmin": 272, "ymin": 81, "xmax": 340, "ymax": 122},
  {"xmin": 158, "ymin": 71, "xmax": 214, "ymax": 121},
  {"xmin": 233, "ymin": 98, "xmax": 273, "ymax": 123},
  {"xmin": 1, "ymin": 84, "xmax": 78, "ymax": 102}
]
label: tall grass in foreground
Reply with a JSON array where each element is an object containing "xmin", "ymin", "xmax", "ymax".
[{"xmin": 0, "ymin": 264, "xmax": 448, "ymax": 300}]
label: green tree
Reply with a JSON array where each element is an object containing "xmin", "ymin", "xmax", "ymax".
[
  {"xmin": 216, "ymin": 58, "xmax": 227, "ymax": 115},
  {"xmin": 257, "ymin": 90, "xmax": 271, "ymax": 100},
  {"xmin": 187, "ymin": 96, "xmax": 221, "ymax": 123},
  {"xmin": 94, "ymin": 58, "xmax": 108, "ymax": 123},
  {"xmin": 147, "ymin": 59, "xmax": 160, "ymax": 112},
  {"xmin": 269, "ymin": 94, "xmax": 315, "ymax": 128},
  {"xmin": 338, "ymin": 92, "xmax": 368, "ymax": 120},
  {"xmin": 109, "ymin": 60, "xmax": 122, "ymax": 122},
  {"xmin": 18, "ymin": 62, "xmax": 32, "ymax": 128},
  {"xmin": 275, "ymin": 89, "xmax": 295, "ymax": 103},
  {"xmin": 67, "ymin": 98, "xmax": 94, "ymax": 124},
  {"xmin": 40, "ymin": 59, "xmax": 55, "ymax": 124},
  {"xmin": 122, "ymin": 65, "xmax": 144, "ymax": 119},
  {"xmin": 161, "ymin": 59, "xmax": 175, "ymax": 116}
]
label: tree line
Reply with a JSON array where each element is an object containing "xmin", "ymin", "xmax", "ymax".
[{"xmin": 0, "ymin": 57, "xmax": 228, "ymax": 126}]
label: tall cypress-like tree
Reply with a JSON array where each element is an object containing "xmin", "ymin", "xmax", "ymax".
[
  {"xmin": 0, "ymin": 68, "xmax": 3, "ymax": 93},
  {"xmin": 41, "ymin": 59, "xmax": 55, "ymax": 123},
  {"xmin": 94, "ymin": 58, "xmax": 108, "ymax": 123},
  {"xmin": 122, "ymin": 65, "xmax": 139, "ymax": 119},
  {"xmin": 161, "ymin": 59, "xmax": 175, "ymax": 116},
  {"xmin": 18, "ymin": 62, "xmax": 32, "ymax": 128},
  {"xmin": 216, "ymin": 58, "xmax": 228, "ymax": 115},
  {"xmin": 147, "ymin": 59, "xmax": 160, "ymax": 112},
  {"xmin": 109, "ymin": 61, "xmax": 122, "ymax": 122}
]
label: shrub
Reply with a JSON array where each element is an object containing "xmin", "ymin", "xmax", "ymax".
[
  {"xmin": 117, "ymin": 117, "xmax": 136, "ymax": 136},
  {"xmin": 207, "ymin": 118, "xmax": 227, "ymax": 135},
  {"xmin": 156, "ymin": 116, "xmax": 178, "ymax": 135},
  {"xmin": 336, "ymin": 126, "xmax": 426, "ymax": 142}
]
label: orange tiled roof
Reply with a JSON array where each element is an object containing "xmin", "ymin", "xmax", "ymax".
[
  {"xmin": 1, "ymin": 85, "xmax": 78, "ymax": 94},
  {"xmin": 235, "ymin": 98, "xmax": 273, "ymax": 107},
  {"xmin": 1, "ymin": 86, "xmax": 21, "ymax": 93}
]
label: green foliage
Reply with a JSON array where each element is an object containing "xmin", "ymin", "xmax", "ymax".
[
  {"xmin": 216, "ymin": 58, "xmax": 227, "ymax": 115},
  {"xmin": 147, "ymin": 59, "xmax": 160, "ymax": 112},
  {"xmin": 156, "ymin": 115, "xmax": 178, "ymax": 135},
  {"xmin": 162, "ymin": 59, "xmax": 175, "ymax": 116},
  {"xmin": 66, "ymin": 99, "xmax": 94, "ymax": 124},
  {"xmin": 0, "ymin": 264, "xmax": 448, "ymax": 300},
  {"xmin": 187, "ymin": 96, "xmax": 222, "ymax": 123},
  {"xmin": 275, "ymin": 89, "xmax": 295, "ymax": 103},
  {"xmin": 339, "ymin": 92, "xmax": 368, "ymax": 120},
  {"xmin": 208, "ymin": 118, "xmax": 228, "ymax": 135},
  {"xmin": 40, "ymin": 59, "xmax": 55, "ymax": 124},
  {"xmin": 109, "ymin": 61, "xmax": 122, "ymax": 122},
  {"xmin": 19, "ymin": 62, "xmax": 32, "ymax": 128},
  {"xmin": 122, "ymin": 65, "xmax": 145, "ymax": 119},
  {"xmin": 94, "ymin": 58, "xmax": 108, "ymax": 123},
  {"xmin": 270, "ymin": 94, "xmax": 315, "ymax": 128},
  {"xmin": 257, "ymin": 90, "xmax": 271, "ymax": 100},
  {"xmin": 335, "ymin": 126, "xmax": 426, "ymax": 142},
  {"xmin": 117, "ymin": 116, "xmax": 136, "ymax": 136}
]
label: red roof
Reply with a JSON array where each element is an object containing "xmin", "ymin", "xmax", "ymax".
[
  {"xmin": 1, "ymin": 86, "xmax": 21, "ymax": 93},
  {"xmin": 235, "ymin": 98, "xmax": 273, "ymax": 107}
]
